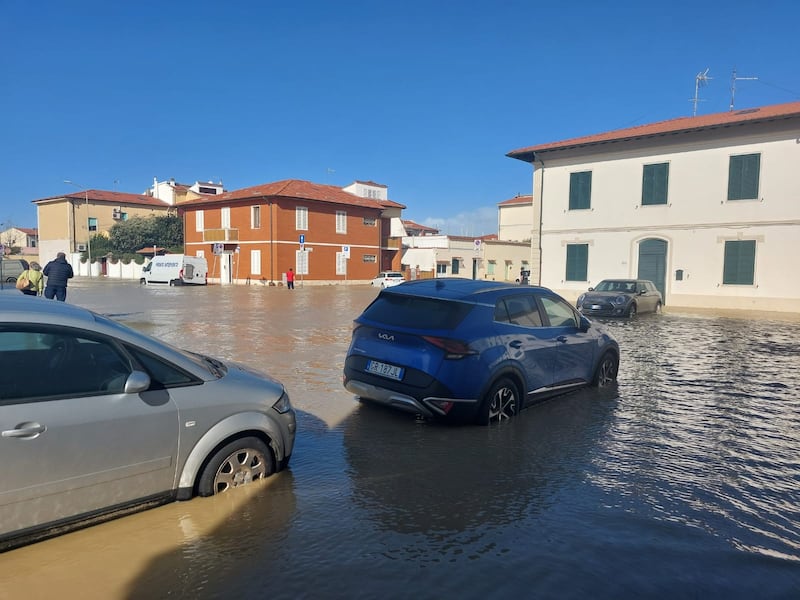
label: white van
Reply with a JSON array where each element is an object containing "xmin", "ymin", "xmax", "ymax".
[{"xmin": 140, "ymin": 255, "xmax": 208, "ymax": 286}]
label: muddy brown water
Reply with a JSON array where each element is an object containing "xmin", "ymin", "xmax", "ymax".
[{"xmin": 1, "ymin": 280, "xmax": 799, "ymax": 599}]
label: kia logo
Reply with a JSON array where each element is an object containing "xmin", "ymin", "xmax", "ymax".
[{"xmin": 378, "ymin": 333, "xmax": 395, "ymax": 341}]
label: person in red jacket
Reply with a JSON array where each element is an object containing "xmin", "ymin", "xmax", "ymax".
[{"xmin": 286, "ymin": 267, "xmax": 295, "ymax": 290}]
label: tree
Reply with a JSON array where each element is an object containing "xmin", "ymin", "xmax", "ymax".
[{"xmin": 109, "ymin": 215, "xmax": 183, "ymax": 255}]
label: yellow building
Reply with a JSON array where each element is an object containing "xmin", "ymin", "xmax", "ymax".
[{"xmin": 32, "ymin": 189, "xmax": 172, "ymax": 265}]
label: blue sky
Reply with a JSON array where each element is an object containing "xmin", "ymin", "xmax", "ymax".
[{"xmin": 2, "ymin": 0, "xmax": 798, "ymax": 235}]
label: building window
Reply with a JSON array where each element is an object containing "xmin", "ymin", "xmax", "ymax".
[
  {"xmin": 723, "ymin": 240, "xmax": 755, "ymax": 285},
  {"xmin": 451, "ymin": 258, "xmax": 460, "ymax": 275},
  {"xmin": 88, "ymin": 217, "xmax": 98, "ymax": 232},
  {"xmin": 728, "ymin": 153, "xmax": 760, "ymax": 201},
  {"xmin": 296, "ymin": 206, "xmax": 308, "ymax": 230},
  {"xmin": 569, "ymin": 171, "xmax": 592, "ymax": 210},
  {"xmin": 221, "ymin": 207, "xmax": 231, "ymax": 229},
  {"xmin": 251, "ymin": 249, "xmax": 261, "ymax": 276},
  {"xmin": 436, "ymin": 263, "xmax": 447, "ymax": 275},
  {"xmin": 363, "ymin": 217, "xmax": 376, "ymax": 226},
  {"xmin": 251, "ymin": 206, "xmax": 261, "ymax": 229},
  {"xmin": 336, "ymin": 211, "xmax": 347, "ymax": 234},
  {"xmin": 565, "ymin": 244, "xmax": 588, "ymax": 281},
  {"xmin": 642, "ymin": 163, "xmax": 669, "ymax": 205},
  {"xmin": 487, "ymin": 261, "xmax": 496, "ymax": 275},
  {"xmin": 196, "ymin": 210, "xmax": 204, "ymax": 232},
  {"xmin": 362, "ymin": 254, "xmax": 377, "ymax": 263}
]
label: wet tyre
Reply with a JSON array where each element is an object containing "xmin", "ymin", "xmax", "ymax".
[
  {"xmin": 198, "ymin": 436, "xmax": 273, "ymax": 497},
  {"xmin": 476, "ymin": 377, "xmax": 519, "ymax": 425},
  {"xmin": 627, "ymin": 303, "xmax": 637, "ymax": 318},
  {"xmin": 592, "ymin": 352, "xmax": 619, "ymax": 387}
]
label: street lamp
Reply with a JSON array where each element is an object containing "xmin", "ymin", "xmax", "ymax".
[{"xmin": 64, "ymin": 180, "xmax": 92, "ymax": 278}]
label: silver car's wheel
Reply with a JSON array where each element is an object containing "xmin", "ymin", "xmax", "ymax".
[
  {"xmin": 198, "ymin": 437, "xmax": 273, "ymax": 497},
  {"xmin": 477, "ymin": 378, "xmax": 519, "ymax": 425},
  {"xmin": 655, "ymin": 302, "xmax": 662, "ymax": 314},
  {"xmin": 627, "ymin": 303, "xmax": 637, "ymax": 318},
  {"xmin": 592, "ymin": 352, "xmax": 619, "ymax": 387}
]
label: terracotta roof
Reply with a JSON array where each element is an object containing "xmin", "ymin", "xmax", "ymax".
[
  {"xmin": 402, "ymin": 219, "xmax": 439, "ymax": 233},
  {"xmin": 180, "ymin": 179, "xmax": 399, "ymax": 210},
  {"xmin": 507, "ymin": 100, "xmax": 800, "ymax": 162},
  {"xmin": 33, "ymin": 189, "xmax": 170, "ymax": 208},
  {"xmin": 498, "ymin": 195, "xmax": 532, "ymax": 206},
  {"xmin": 17, "ymin": 227, "xmax": 38, "ymax": 235}
]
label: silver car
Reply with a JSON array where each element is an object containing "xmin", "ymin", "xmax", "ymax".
[{"xmin": 0, "ymin": 295, "xmax": 296, "ymax": 550}]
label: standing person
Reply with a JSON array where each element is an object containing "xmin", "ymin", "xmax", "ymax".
[
  {"xmin": 286, "ymin": 267, "xmax": 295, "ymax": 290},
  {"xmin": 43, "ymin": 252, "xmax": 74, "ymax": 301},
  {"xmin": 19, "ymin": 261, "xmax": 44, "ymax": 296}
]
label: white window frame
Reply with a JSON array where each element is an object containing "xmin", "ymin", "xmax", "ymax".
[
  {"xmin": 251, "ymin": 205, "xmax": 261, "ymax": 229},
  {"xmin": 221, "ymin": 207, "xmax": 231, "ymax": 229},
  {"xmin": 251, "ymin": 249, "xmax": 261, "ymax": 275},
  {"xmin": 195, "ymin": 210, "xmax": 204, "ymax": 232},
  {"xmin": 336, "ymin": 210, "xmax": 347, "ymax": 234},
  {"xmin": 296, "ymin": 206, "xmax": 308, "ymax": 230}
]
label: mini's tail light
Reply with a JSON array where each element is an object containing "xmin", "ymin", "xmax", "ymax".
[{"xmin": 421, "ymin": 336, "xmax": 475, "ymax": 359}]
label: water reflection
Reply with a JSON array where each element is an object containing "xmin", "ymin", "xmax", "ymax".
[{"xmin": 342, "ymin": 387, "xmax": 619, "ymax": 558}]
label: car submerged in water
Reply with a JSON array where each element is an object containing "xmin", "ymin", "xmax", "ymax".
[
  {"xmin": 0, "ymin": 295, "xmax": 296, "ymax": 550},
  {"xmin": 343, "ymin": 278, "xmax": 620, "ymax": 425},
  {"xmin": 576, "ymin": 279, "xmax": 663, "ymax": 318}
]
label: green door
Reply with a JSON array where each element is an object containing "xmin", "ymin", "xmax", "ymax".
[{"xmin": 637, "ymin": 239, "xmax": 667, "ymax": 304}]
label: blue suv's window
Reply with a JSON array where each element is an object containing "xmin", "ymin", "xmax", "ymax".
[
  {"xmin": 361, "ymin": 295, "xmax": 471, "ymax": 330},
  {"xmin": 539, "ymin": 296, "xmax": 579, "ymax": 328},
  {"xmin": 495, "ymin": 296, "xmax": 543, "ymax": 327}
]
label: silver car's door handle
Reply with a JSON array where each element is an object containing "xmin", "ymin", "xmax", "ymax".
[{"xmin": 2, "ymin": 423, "xmax": 46, "ymax": 438}]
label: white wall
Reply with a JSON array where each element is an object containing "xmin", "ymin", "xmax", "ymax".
[{"xmin": 536, "ymin": 130, "xmax": 800, "ymax": 312}]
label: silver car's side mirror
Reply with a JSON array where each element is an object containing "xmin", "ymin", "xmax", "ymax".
[{"xmin": 124, "ymin": 370, "xmax": 151, "ymax": 394}]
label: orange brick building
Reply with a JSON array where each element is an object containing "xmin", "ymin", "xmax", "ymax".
[{"xmin": 180, "ymin": 179, "xmax": 406, "ymax": 284}]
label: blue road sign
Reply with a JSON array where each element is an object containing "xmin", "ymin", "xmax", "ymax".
[{"xmin": 299, "ymin": 234, "xmax": 305, "ymax": 244}]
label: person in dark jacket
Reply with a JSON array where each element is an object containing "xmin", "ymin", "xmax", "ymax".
[{"xmin": 43, "ymin": 252, "xmax": 74, "ymax": 301}]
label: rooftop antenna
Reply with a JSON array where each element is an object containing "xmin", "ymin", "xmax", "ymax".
[
  {"xmin": 690, "ymin": 68, "xmax": 712, "ymax": 116},
  {"xmin": 730, "ymin": 67, "xmax": 758, "ymax": 111}
]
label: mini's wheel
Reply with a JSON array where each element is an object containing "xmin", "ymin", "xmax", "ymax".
[
  {"xmin": 198, "ymin": 437, "xmax": 273, "ymax": 497},
  {"xmin": 627, "ymin": 303, "xmax": 637, "ymax": 318}
]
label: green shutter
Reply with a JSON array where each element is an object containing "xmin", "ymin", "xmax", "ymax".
[
  {"xmin": 723, "ymin": 240, "xmax": 755, "ymax": 284},
  {"xmin": 642, "ymin": 163, "xmax": 668, "ymax": 205},
  {"xmin": 569, "ymin": 172, "xmax": 591, "ymax": 210},
  {"xmin": 728, "ymin": 154, "xmax": 760, "ymax": 200},
  {"xmin": 566, "ymin": 244, "xmax": 588, "ymax": 281}
]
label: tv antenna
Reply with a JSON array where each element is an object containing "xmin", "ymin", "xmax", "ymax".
[
  {"xmin": 690, "ymin": 68, "xmax": 712, "ymax": 116},
  {"xmin": 729, "ymin": 67, "xmax": 758, "ymax": 111}
]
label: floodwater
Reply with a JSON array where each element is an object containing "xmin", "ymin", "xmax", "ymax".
[{"xmin": 2, "ymin": 280, "xmax": 800, "ymax": 599}]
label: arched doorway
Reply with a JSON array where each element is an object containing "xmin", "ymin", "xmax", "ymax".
[{"xmin": 637, "ymin": 239, "xmax": 667, "ymax": 304}]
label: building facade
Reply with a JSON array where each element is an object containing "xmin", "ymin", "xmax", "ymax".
[
  {"xmin": 180, "ymin": 179, "xmax": 405, "ymax": 285},
  {"xmin": 32, "ymin": 190, "xmax": 173, "ymax": 268},
  {"xmin": 508, "ymin": 101, "xmax": 800, "ymax": 313}
]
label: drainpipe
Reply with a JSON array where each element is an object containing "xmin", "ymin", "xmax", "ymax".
[
  {"xmin": 263, "ymin": 196, "xmax": 274, "ymax": 282},
  {"xmin": 535, "ymin": 153, "xmax": 545, "ymax": 286}
]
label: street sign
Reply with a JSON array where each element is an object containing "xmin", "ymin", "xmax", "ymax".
[
  {"xmin": 342, "ymin": 245, "xmax": 350, "ymax": 258},
  {"xmin": 213, "ymin": 242, "xmax": 224, "ymax": 255},
  {"xmin": 299, "ymin": 234, "xmax": 305, "ymax": 245}
]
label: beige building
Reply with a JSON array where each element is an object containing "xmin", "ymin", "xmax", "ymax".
[
  {"xmin": 33, "ymin": 189, "xmax": 172, "ymax": 268},
  {"xmin": 508, "ymin": 100, "xmax": 800, "ymax": 313}
]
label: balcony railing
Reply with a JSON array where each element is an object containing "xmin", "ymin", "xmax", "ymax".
[{"xmin": 203, "ymin": 228, "xmax": 239, "ymax": 242}]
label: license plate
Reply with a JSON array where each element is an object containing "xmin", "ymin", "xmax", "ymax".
[
  {"xmin": 590, "ymin": 304, "xmax": 601, "ymax": 310},
  {"xmin": 366, "ymin": 360, "xmax": 404, "ymax": 381}
]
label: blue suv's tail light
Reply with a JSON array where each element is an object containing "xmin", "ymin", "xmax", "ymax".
[{"xmin": 421, "ymin": 336, "xmax": 475, "ymax": 359}]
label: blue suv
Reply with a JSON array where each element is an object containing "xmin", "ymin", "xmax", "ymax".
[{"xmin": 343, "ymin": 278, "xmax": 620, "ymax": 425}]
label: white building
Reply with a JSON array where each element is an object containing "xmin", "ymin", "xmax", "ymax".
[{"xmin": 508, "ymin": 100, "xmax": 800, "ymax": 313}]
